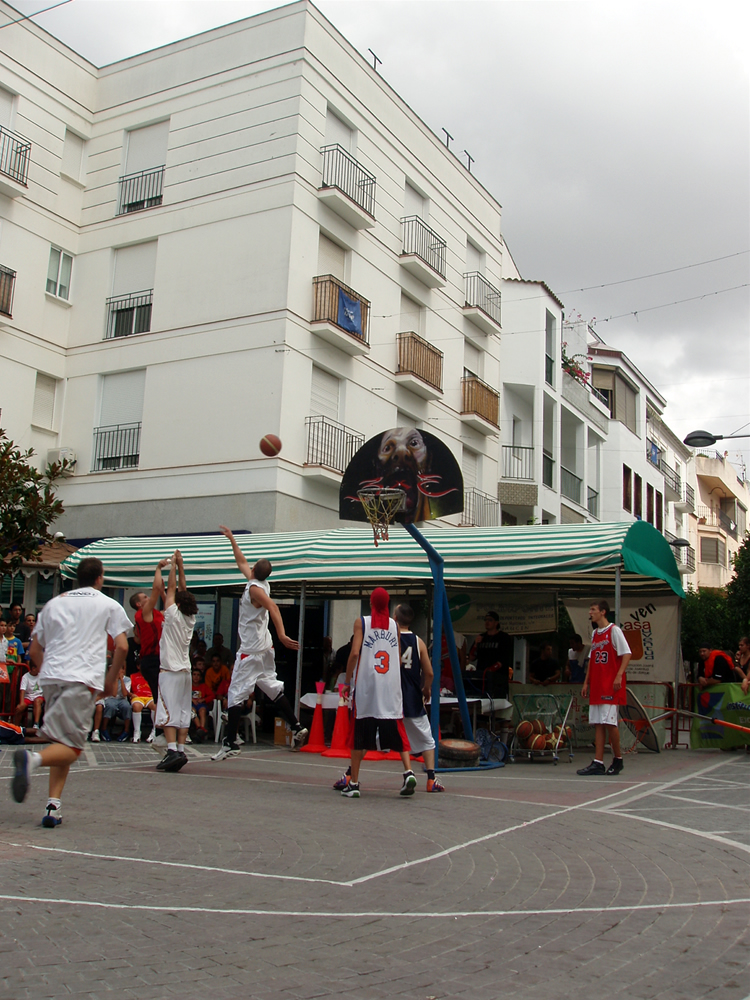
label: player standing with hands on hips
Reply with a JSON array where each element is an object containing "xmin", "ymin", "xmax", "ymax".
[{"xmin": 577, "ymin": 599, "xmax": 631, "ymax": 776}]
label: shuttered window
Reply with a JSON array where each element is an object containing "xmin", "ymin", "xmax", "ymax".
[
  {"xmin": 113, "ymin": 242, "xmax": 157, "ymax": 295},
  {"xmin": 464, "ymin": 342, "xmax": 481, "ymax": 378},
  {"xmin": 325, "ymin": 108, "xmax": 353, "ymax": 152},
  {"xmin": 462, "ymin": 449, "xmax": 478, "ymax": 491},
  {"xmin": 404, "ymin": 181, "xmax": 426, "ymax": 219},
  {"xmin": 615, "ymin": 375, "xmax": 637, "ymax": 434},
  {"xmin": 466, "ymin": 240, "xmax": 483, "ymax": 274},
  {"xmin": 61, "ymin": 130, "xmax": 84, "ymax": 181},
  {"xmin": 545, "ymin": 311, "xmax": 555, "ymax": 357},
  {"xmin": 100, "ymin": 370, "xmax": 146, "ymax": 427},
  {"xmin": 700, "ymin": 537, "xmax": 725, "ymax": 566},
  {"xmin": 310, "ymin": 367, "xmax": 339, "ymax": 421},
  {"xmin": 399, "ymin": 292, "xmax": 421, "ymax": 334},
  {"xmin": 634, "ymin": 474, "xmax": 642, "ymax": 518},
  {"xmin": 0, "ymin": 88, "xmax": 14, "ymax": 129},
  {"xmin": 32, "ymin": 374, "xmax": 56, "ymax": 428},
  {"xmin": 623, "ymin": 465, "xmax": 632, "ymax": 511},
  {"xmin": 317, "ymin": 233, "xmax": 346, "ymax": 281},
  {"xmin": 125, "ymin": 121, "xmax": 169, "ymax": 174}
]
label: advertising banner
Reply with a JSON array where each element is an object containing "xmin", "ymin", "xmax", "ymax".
[
  {"xmin": 446, "ymin": 590, "xmax": 557, "ymax": 638},
  {"xmin": 193, "ymin": 603, "xmax": 216, "ymax": 647},
  {"xmin": 690, "ymin": 684, "xmax": 750, "ymax": 750}
]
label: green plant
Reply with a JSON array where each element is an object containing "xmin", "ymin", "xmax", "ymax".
[{"xmin": 560, "ymin": 342, "xmax": 592, "ymax": 386}]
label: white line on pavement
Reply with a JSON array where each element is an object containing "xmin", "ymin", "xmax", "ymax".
[{"xmin": 604, "ymin": 811, "xmax": 750, "ymax": 858}]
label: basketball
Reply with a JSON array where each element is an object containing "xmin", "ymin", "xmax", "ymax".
[
  {"xmin": 530, "ymin": 734, "xmax": 547, "ymax": 751},
  {"xmin": 531, "ymin": 720, "xmax": 547, "ymax": 735},
  {"xmin": 260, "ymin": 434, "xmax": 282, "ymax": 457},
  {"xmin": 516, "ymin": 721, "xmax": 533, "ymax": 741}
]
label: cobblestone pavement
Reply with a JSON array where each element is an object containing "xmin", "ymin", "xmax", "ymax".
[{"xmin": 1, "ymin": 741, "xmax": 749, "ymax": 1000}]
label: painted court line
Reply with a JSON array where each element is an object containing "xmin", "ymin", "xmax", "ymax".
[
  {"xmin": 607, "ymin": 811, "xmax": 750, "ymax": 858},
  {"xmin": 0, "ymin": 893, "xmax": 747, "ymax": 919},
  {"xmin": 596, "ymin": 757, "xmax": 738, "ymax": 812}
]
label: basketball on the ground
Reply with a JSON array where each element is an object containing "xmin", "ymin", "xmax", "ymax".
[
  {"xmin": 516, "ymin": 720, "xmax": 533, "ymax": 741},
  {"xmin": 260, "ymin": 434, "xmax": 282, "ymax": 457},
  {"xmin": 530, "ymin": 733, "xmax": 547, "ymax": 751}
]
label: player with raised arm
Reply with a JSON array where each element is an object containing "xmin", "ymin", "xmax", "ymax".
[
  {"xmin": 11, "ymin": 557, "xmax": 132, "ymax": 827},
  {"xmin": 212, "ymin": 526, "xmax": 305, "ymax": 760},
  {"xmin": 154, "ymin": 552, "xmax": 197, "ymax": 773},
  {"xmin": 129, "ymin": 567, "xmax": 166, "ymax": 704}
]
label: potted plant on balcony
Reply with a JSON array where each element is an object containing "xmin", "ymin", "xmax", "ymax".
[{"xmin": 561, "ymin": 342, "xmax": 592, "ymax": 387}]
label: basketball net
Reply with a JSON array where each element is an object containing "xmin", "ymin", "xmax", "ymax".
[{"xmin": 357, "ymin": 487, "xmax": 406, "ymax": 547}]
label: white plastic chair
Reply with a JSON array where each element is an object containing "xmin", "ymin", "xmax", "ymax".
[{"xmin": 211, "ymin": 700, "xmax": 256, "ymax": 744}]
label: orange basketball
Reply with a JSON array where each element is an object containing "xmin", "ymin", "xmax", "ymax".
[
  {"xmin": 516, "ymin": 721, "xmax": 533, "ymax": 741},
  {"xmin": 565, "ymin": 726, "xmax": 573, "ymax": 741},
  {"xmin": 531, "ymin": 720, "xmax": 547, "ymax": 735},
  {"xmin": 530, "ymin": 734, "xmax": 547, "ymax": 751},
  {"xmin": 260, "ymin": 434, "xmax": 282, "ymax": 457}
]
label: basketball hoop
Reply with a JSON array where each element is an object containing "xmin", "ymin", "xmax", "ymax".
[{"xmin": 357, "ymin": 487, "xmax": 406, "ymax": 546}]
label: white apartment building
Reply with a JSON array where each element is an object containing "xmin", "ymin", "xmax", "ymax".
[{"xmin": 694, "ymin": 451, "xmax": 749, "ymax": 589}]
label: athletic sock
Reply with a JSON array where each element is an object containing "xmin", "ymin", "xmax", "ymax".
[
  {"xmin": 426, "ymin": 769, "xmax": 436, "ymax": 781},
  {"xmin": 167, "ymin": 742, "xmax": 177, "ymax": 752},
  {"xmin": 46, "ymin": 797, "xmax": 61, "ymax": 812},
  {"xmin": 594, "ymin": 759, "xmax": 604, "ymax": 765},
  {"xmin": 29, "ymin": 752, "xmax": 42, "ymax": 774},
  {"xmin": 226, "ymin": 705, "xmax": 243, "ymax": 744},
  {"xmin": 177, "ymin": 743, "xmax": 186, "ymax": 754},
  {"xmin": 132, "ymin": 714, "xmax": 142, "ymax": 738},
  {"xmin": 272, "ymin": 693, "xmax": 300, "ymax": 729}
]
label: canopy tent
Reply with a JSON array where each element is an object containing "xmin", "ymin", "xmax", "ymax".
[{"xmin": 60, "ymin": 520, "xmax": 684, "ymax": 599}]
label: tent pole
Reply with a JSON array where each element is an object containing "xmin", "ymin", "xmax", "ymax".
[
  {"xmin": 615, "ymin": 565, "xmax": 621, "ymax": 624},
  {"xmin": 294, "ymin": 581, "xmax": 306, "ymax": 720}
]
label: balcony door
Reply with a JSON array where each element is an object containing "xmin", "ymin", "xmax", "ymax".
[{"xmin": 310, "ymin": 366, "xmax": 340, "ymax": 422}]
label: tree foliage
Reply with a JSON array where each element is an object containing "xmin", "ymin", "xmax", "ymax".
[
  {"xmin": 726, "ymin": 533, "xmax": 750, "ymax": 640},
  {"xmin": 0, "ymin": 428, "xmax": 70, "ymax": 577},
  {"xmin": 681, "ymin": 587, "xmax": 731, "ymax": 662}
]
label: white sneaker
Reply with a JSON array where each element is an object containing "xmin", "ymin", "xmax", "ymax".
[
  {"xmin": 90, "ymin": 730, "xmax": 100, "ymax": 743},
  {"xmin": 211, "ymin": 740, "xmax": 241, "ymax": 761},
  {"xmin": 146, "ymin": 731, "xmax": 155, "ymax": 743},
  {"xmin": 290, "ymin": 727, "xmax": 309, "ymax": 751},
  {"xmin": 132, "ymin": 734, "xmax": 141, "ymax": 743}
]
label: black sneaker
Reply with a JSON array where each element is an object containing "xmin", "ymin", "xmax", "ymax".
[
  {"xmin": 41, "ymin": 803, "xmax": 62, "ymax": 828},
  {"xmin": 606, "ymin": 758, "xmax": 624, "ymax": 775},
  {"xmin": 168, "ymin": 751, "xmax": 189, "ymax": 772},
  {"xmin": 156, "ymin": 749, "xmax": 183, "ymax": 772},
  {"xmin": 399, "ymin": 770, "xmax": 417, "ymax": 796},
  {"xmin": 577, "ymin": 760, "xmax": 606, "ymax": 775},
  {"xmin": 341, "ymin": 781, "xmax": 360, "ymax": 798},
  {"xmin": 12, "ymin": 748, "xmax": 30, "ymax": 803}
]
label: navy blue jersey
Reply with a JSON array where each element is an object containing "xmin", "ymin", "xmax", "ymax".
[{"xmin": 399, "ymin": 631, "xmax": 426, "ymax": 718}]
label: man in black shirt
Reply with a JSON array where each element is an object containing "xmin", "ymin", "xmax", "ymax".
[
  {"xmin": 469, "ymin": 612, "xmax": 514, "ymax": 698},
  {"xmin": 529, "ymin": 643, "xmax": 561, "ymax": 686},
  {"xmin": 696, "ymin": 645, "xmax": 735, "ymax": 688}
]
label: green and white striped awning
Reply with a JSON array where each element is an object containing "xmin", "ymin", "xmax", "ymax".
[{"xmin": 60, "ymin": 520, "xmax": 685, "ymax": 599}]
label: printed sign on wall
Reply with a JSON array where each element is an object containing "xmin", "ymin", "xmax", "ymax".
[{"xmin": 446, "ymin": 590, "xmax": 557, "ymax": 637}]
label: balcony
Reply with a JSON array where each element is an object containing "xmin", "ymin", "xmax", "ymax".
[
  {"xmin": 0, "ymin": 126, "xmax": 31, "ymax": 196},
  {"xmin": 318, "ymin": 145, "xmax": 375, "ymax": 228},
  {"xmin": 400, "ymin": 216, "xmax": 446, "ymax": 287},
  {"xmin": 92, "ymin": 422, "xmax": 141, "ymax": 472},
  {"xmin": 662, "ymin": 463, "xmax": 681, "ymax": 500},
  {"xmin": 460, "ymin": 375, "xmax": 499, "ymax": 434},
  {"xmin": 646, "ymin": 439, "xmax": 662, "ymax": 470},
  {"xmin": 395, "ymin": 331, "xmax": 443, "ymax": 399},
  {"xmin": 0, "ymin": 264, "xmax": 16, "ymax": 317},
  {"xmin": 545, "ymin": 354, "xmax": 554, "ymax": 386},
  {"xmin": 304, "ymin": 416, "xmax": 364, "ymax": 482},
  {"xmin": 502, "ymin": 444, "xmax": 534, "ymax": 481},
  {"xmin": 561, "ymin": 466, "xmax": 583, "ymax": 505},
  {"xmin": 696, "ymin": 505, "xmax": 738, "ymax": 541},
  {"xmin": 587, "ymin": 486, "xmax": 599, "ymax": 519},
  {"xmin": 461, "ymin": 488, "xmax": 499, "ymax": 527},
  {"xmin": 463, "ymin": 272, "xmax": 501, "ymax": 335},
  {"xmin": 105, "ymin": 290, "xmax": 153, "ymax": 339},
  {"xmin": 675, "ymin": 481, "xmax": 695, "ymax": 513},
  {"xmin": 116, "ymin": 166, "xmax": 165, "ymax": 215},
  {"xmin": 311, "ymin": 275, "xmax": 370, "ymax": 355},
  {"xmin": 542, "ymin": 451, "xmax": 554, "ymax": 489}
]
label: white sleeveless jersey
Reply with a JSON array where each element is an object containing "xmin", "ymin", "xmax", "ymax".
[
  {"xmin": 352, "ymin": 616, "xmax": 403, "ymax": 720},
  {"xmin": 237, "ymin": 579, "xmax": 273, "ymax": 653}
]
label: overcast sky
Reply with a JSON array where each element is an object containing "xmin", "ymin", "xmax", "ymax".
[{"xmin": 19, "ymin": 0, "xmax": 750, "ymax": 472}]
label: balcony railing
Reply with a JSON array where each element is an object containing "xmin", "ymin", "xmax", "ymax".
[
  {"xmin": 542, "ymin": 451, "xmax": 554, "ymax": 488},
  {"xmin": 401, "ymin": 216, "xmax": 447, "ymax": 278},
  {"xmin": 461, "ymin": 375, "xmax": 499, "ymax": 427},
  {"xmin": 312, "ymin": 274, "xmax": 370, "ymax": 345},
  {"xmin": 320, "ymin": 145, "xmax": 375, "ymax": 217},
  {"xmin": 0, "ymin": 126, "xmax": 31, "ymax": 186},
  {"xmin": 662, "ymin": 463, "xmax": 681, "ymax": 495},
  {"xmin": 464, "ymin": 272, "xmax": 502, "ymax": 327},
  {"xmin": 0, "ymin": 264, "xmax": 16, "ymax": 317},
  {"xmin": 696, "ymin": 505, "xmax": 738, "ymax": 540},
  {"xmin": 116, "ymin": 166, "xmax": 165, "ymax": 215},
  {"xmin": 105, "ymin": 289, "xmax": 153, "ymax": 339},
  {"xmin": 502, "ymin": 444, "xmax": 534, "ymax": 480},
  {"xmin": 461, "ymin": 488, "xmax": 499, "ymax": 527},
  {"xmin": 545, "ymin": 354, "xmax": 554, "ymax": 386},
  {"xmin": 305, "ymin": 415, "xmax": 364, "ymax": 474},
  {"xmin": 92, "ymin": 422, "xmax": 141, "ymax": 471},
  {"xmin": 684, "ymin": 546, "xmax": 696, "ymax": 572},
  {"xmin": 591, "ymin": 385, "xmax": 609, "ymax": 406},
  {"xmin": 646, "ymin": 439, "xmax": 662, "ymax": 469},
  {"xmin": 682, "ymin": 483, "xmax": 695, "ymax": 511},
  {"xmin": 396, "ymin": 331, "xmax": 443, "ymax": 392},
  {"xmin": 587, "ymin": 486, "xmax": 599, "ymax": 518},
  {"xmin": 561, "ymin": 466, "xmax": 582, "ymax": 505}
]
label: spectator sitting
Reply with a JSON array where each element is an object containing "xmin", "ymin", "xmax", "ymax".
[
  {"xmin": 192, "ymin": 655, "xmax": 206, "ymax": 679},
  {"xmin": 735, "ymin": 636, "xmax": 750, "ymax": 694},
  {"xmin": 4, "ymin": 623, "xmax": 25, "ymax": 674},
  {"xmin": 90, "ymin": 698, "xmax": 106, "ymax": 742},
  {"xmin": 192, "ymin": 639, "xmax": 208, "ymax": 666},
  {"xmin": 566, "ymin": 634, "xmax": 589, "ymax": 683},
  {"xmin": 696, "ymin": 645, "xmax": 735, "ymax": 689},
  {"xmin": 129, "ymin": 670, "xmax": 156, "ymax": 743},
  {"xmin": 191, "ymin": 666, "xmax": 214, "ymax": 740},
  {"xmin": 529, "ymin": 643, "xmax": 561, "ymax": 686},
  {"xmin": 205, "ymin": 632, "xmax": 232, "ymax": 667},
  {"xmin": 15, "ymin": 662, "xmax": 45, "ymax": 727},
  {"xmin": 204, "ymin": 653, "xmax": 231, "ymax": 697},
  {"xmin": 100, "ymin": 664, "xmax": 133, "ymax": 741}
]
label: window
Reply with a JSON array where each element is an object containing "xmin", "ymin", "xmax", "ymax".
[
  {"xmin": 462, "ymin": 448, "xmax": 478, "ymax": 492},
  {"xmin": 399, "ymin": 292, "xmax": 422, "ymax": 336},
  {"xmin": 738, "ymin": 504, "xmax": 747, "ymax": 538},
  {"xmin": 317, "ymin": 233, "xmax": 346, "ymax": 281},
  {"xmin": 464, "ymin": 342, "xmax": 481, "ymax": 379},
  {"xmin": 656, "ymin": 491, "xmax": 663, "ymax": 533},
  {"xmin": 61, "ymin": 129, "xmax": 84, "ymax": 182},
  {"xmin": 634, "ymin": 474, "xmax": 642, "ymax": 518},
  {"xmin": 700, "ymin": 537, "xmax": 726, "ymax": 566},
  {"xmin": 615, "ymin": 375, "xmax": 637, "ymax": 434},
  {"xmin": 466, "ymin": 240, "xmax": 484, "ymax": 275},
  {"xmin": 646, "ymin": 483, "xmax": 654, "ymax": 524},
  {"xmin": 592, "ymin": 368, "xmax": 614, "ymax": 413},
  {"xmin": 404, "ymin": 181, "xmax": 426, "ymax": 220},
  {"xmin": 106, "ymin": 242, "xmax": 157, "ymax": 338},
  {"xmin": 623, "ymin": 465, "xmax": 632, "ymax": 512},
  {"xmin": 310, "ymin": 366, "xmax": 340, "ymax": 421},
  {"xmin": 32, "ymin": 373, "xmax": 56, "ymax": 428},
  {"xmin": 325, "ymin": 107, "xmax": 354, "ymax": 152},
  {"xmin": 125, "ymin": 120, "xmax": 169, "ymax": 175},
  {"xmin": 0, "ymin": 87, "xmax": 14, "ymax": 129},
  {"xmin": 93, "ymin": 369, "xmax": 146, "ymax": 471},
  {"xmin": 46, "ymin": 247, "xmax": 72, "ymax": 299}
]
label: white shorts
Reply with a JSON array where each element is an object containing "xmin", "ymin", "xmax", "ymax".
[
  {"xmin": 155, "ymin": 670, "xmax": 192, "ymax": 729},
  {"xmin": 227, "ymin": 648, "xmax": 283, "ymax": 709},
  {"xmin": 589, "ymin": 703, "xmax": 620, "ymax": 726},
  {"xmin": 402, "ymin": 714, "xmax": 436, "ymax": 754}
]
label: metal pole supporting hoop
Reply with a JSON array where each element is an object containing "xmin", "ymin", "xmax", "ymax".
[{"xmin": 357, "ymin": 487, "xmax": 406, "ymax": 546}]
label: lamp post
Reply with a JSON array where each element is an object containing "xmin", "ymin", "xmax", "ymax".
[{"xmin": 683, "ymin": 430, "xmax": 750, "ymax": 448}]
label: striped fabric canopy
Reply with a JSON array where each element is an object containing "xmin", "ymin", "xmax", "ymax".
[{"xmin": 60, "ymin": 520, "xmax": 685, "ymax": 599}]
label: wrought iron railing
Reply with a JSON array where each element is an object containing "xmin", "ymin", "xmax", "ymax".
[
  {"xmin": 0, "ymin": 126, "xmax": 31, "ymax": 186},
  {"xmin": 662, "ymin": 464, "xmax": 681, "ymax": 495},
  {"xmin": 312, "ymin": 274, "xmax": 370, "ymax": 345},
  {"xmin": 591, "ymin": 385, "xmax": 609, "ymax": 406},
  {"xmin": 461, "ymin": 488, "xmax": 499, "ymax": 527},
  {"xmin": 561, "ymin": 466, "xmax": 582, "ymax": 505},
  {"xmin": 696, "ymin": 505, "xmax": 738, "ymax": 540},
  {"xmin": 545, "ymin": 354, "xmax": 554, "ymax": 386},
  {"xmin": 92, "ymin": 422, "xmax": 141, "ymax": 471},
  {"xmin": 401, "ymin": 216, "xmax": 446, "ymax": 278},
  {"xmin": 461, "ymin": 375, "xmax": 499, "ymax": 427},
  {"xmin": 116, "ymin": 166, "xmax": 165, "ymax": 215},
  {"xmin": 684, "ymin": 546, "xmax": 696, "ymax": 571},
  {"xmin": 646, "ymin": 439, "xmax": 662, "ymax": 469},
  {"xmin": 320, "ymin": 144, "xmax": 375, "ymax": 217},
  {"xmin": 396, "ymin": 331, "xmax": 443, "ymax": 392},
  {"xmin": 305, "ymin": 415, "xmax": 364, "ymax": 473},
  {"xmin": 464, "ymin": 272, "xmax": 501, "ymax": 327},
  {"xmin": 501, "ymin": 444, "xmax": 534, "ymax": 480},
  {"xmin": 105, "ymin": 289, "xmax": 153, "ymax": 339},
  {"xmin": 587, "ymin": 486, "xmax": 599, "ymax": 518},
  {"xmin": 542, "ymin": 451, "xmax": 554, "ymax": 488},
  {"xmin": 683, "ymin": 483, "xmax": 695, "ymax": 510},
  {"xmin": 0, "ymin": 264, "xmax": 16, "ymax": 317}
]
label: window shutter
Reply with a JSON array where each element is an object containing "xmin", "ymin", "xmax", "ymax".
[
  {"xmin": 100, "ymin": 370, "xmax": 146, "ymax": 426},
  {"xmin": 404, "ymin": 181, "xmax": 425, "ymax": 219},
  {"xmin": 399, "ymin": 292, "xmax": 421, "ymax": 333},
  {"xmin": 33, "ymin": 374, "xmax": 56, "ymax": 428},
  {"xmin": 462, "ymin": 449, "xmax": 478, "ymax": 491},
  {"xmin": 466, "ymin": 241, "xmax": 482, "ymax": 273},
  {"xmin": 125, "ymin": 120, "xmax": 169, "ymax": 174},
  {"xmin": 61, "ymin": 130, "xmax": 84, "ymax": 181},
  {"xmin": 310, "ymin": 367, "xmax": 339, "ymax": 421},
  {"xmin": 592, "ymin": 368, "xmax": 615, "ymax": 391},
  {"xmin": 0, "ymin": 88, "xmax": 14, "ymax": 129},
  {"xmin": 113, "ymin": 242, "xmax": 157, "ymax": 295},
  {"xmin": 317, "ymin": 234, "xmax": 345, "ymax": 281},
  {"xmin": 325, "ymin": 109, "xmax": 353, "ymax": 152},
  {"xmin": 464, "ymin": 343, "xmax": 481, "ymax": 378}
]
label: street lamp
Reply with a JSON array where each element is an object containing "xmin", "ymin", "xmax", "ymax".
[
  {"xmin": 683, "ymin": 429, "xmax": 750, "ymax": 448},
  {"xmin": 667, "ymin": 537, "xmax": 690, "ymax": 548}
]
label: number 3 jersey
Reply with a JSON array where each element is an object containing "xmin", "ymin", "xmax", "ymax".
[
  {"xmin": 352, "ymin": 615, "xmax": 404, "ymax": 720},
  {"xmin": 589, "ymin": 623, "xmax": 630, "ymax": 705}
]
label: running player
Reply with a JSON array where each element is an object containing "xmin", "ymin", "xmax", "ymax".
[
  {"xmin": 577, "ymin": 599, "xmax": 631, "ymax": 776},
  {"xmin": 154, "ymin": 551, "xmax": 197, "ymax": 772},
  {"xmin": 340, "ymin": 587, "xmax": 415, "ymax": 799},
  {"xmin": 11, "ymin": 557, "xmax": 132, "ymax": 827},
  {"xmin": 212, "ymin": 526, "xmax": 305, "ymax": 760}
]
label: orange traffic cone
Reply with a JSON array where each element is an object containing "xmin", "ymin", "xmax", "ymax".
[
  {"xmin": 321, "ymin": 684, "xmax": 352, "ymax": 759},
  {"xmin": 300, "ymin": 682, "xmax": 327, "ymax": 754}
]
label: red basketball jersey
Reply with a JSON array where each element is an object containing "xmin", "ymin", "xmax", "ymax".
[{"xmin": 588, "ymin": 623, "xmax": 627, "ymax": 705}]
